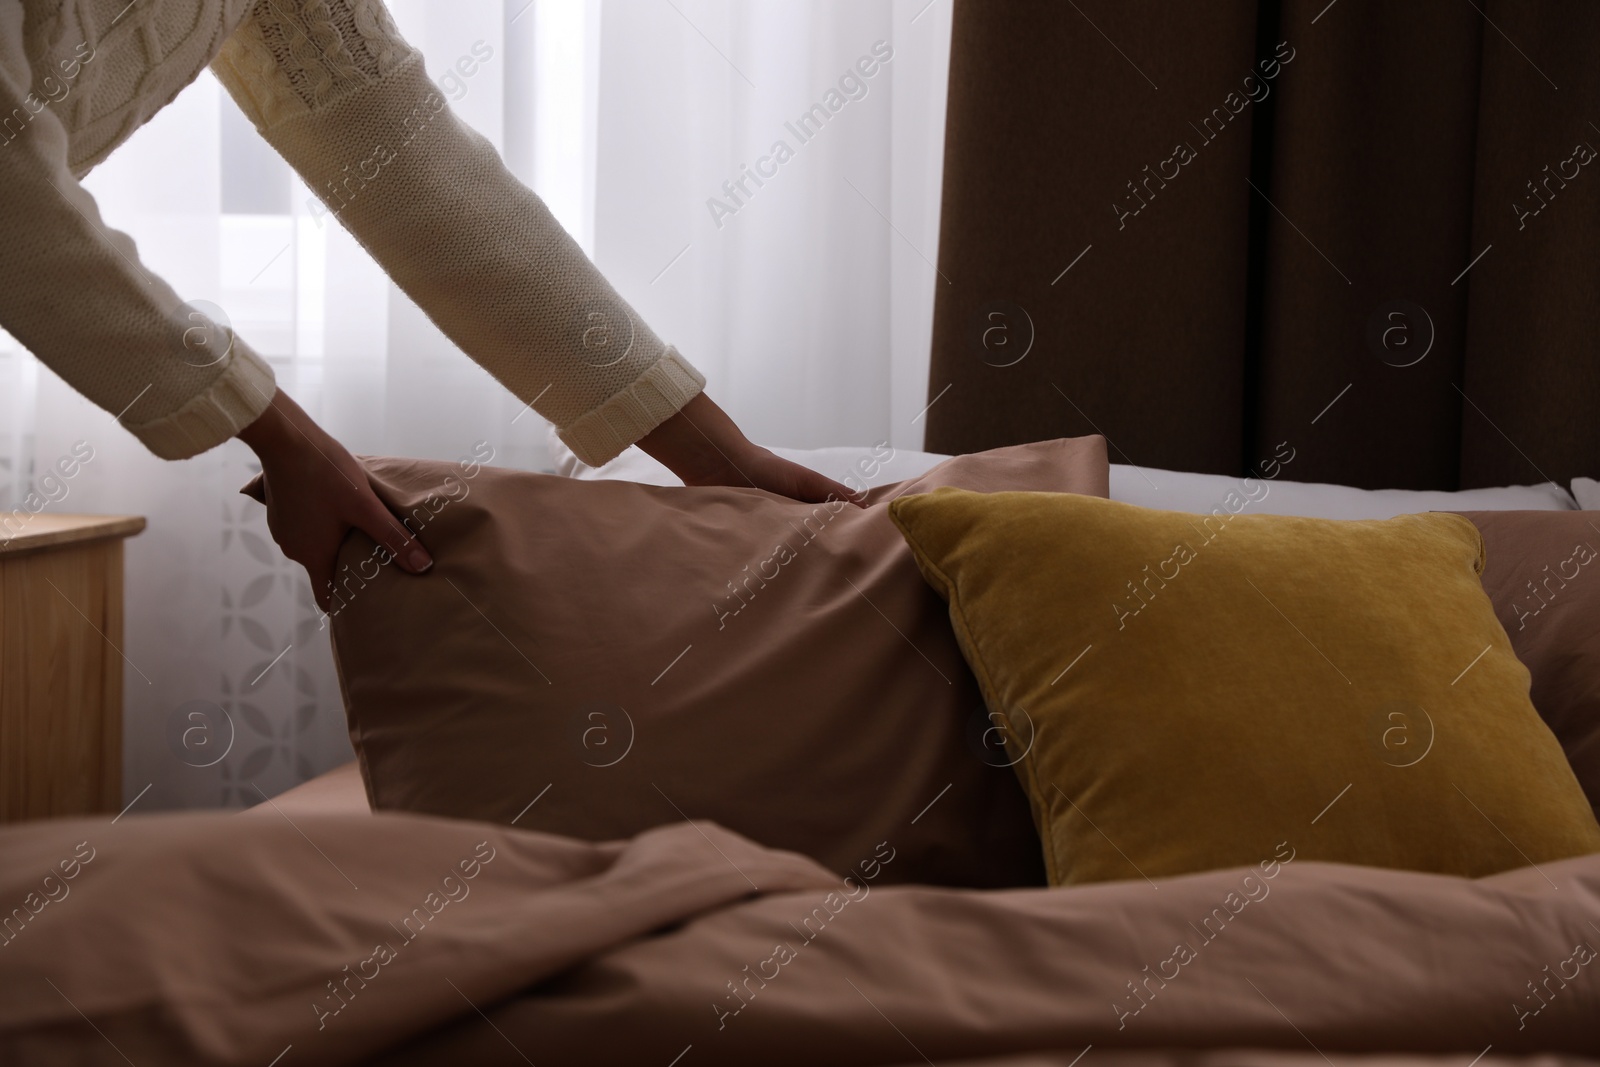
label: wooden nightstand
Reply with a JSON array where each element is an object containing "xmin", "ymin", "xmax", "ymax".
[{"xmin": 0, "ymin": 514, "xmax": 145, "ymax": 822}]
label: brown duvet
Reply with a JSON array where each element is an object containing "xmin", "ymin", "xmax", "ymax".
[{"xmin": 2, "ymin": 810, "xmax": 1595, "ymax": 1065}]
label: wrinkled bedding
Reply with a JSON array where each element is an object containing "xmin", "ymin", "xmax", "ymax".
[
  {"xmin": 385, "ymin": 844, "xmax": 1600, "ymax": 1066},
  {"xmin": 1, "ymin": 810, "xmax": 1595, "ymax": 1065}
]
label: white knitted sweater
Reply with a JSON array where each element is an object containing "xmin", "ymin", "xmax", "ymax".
[{"xmin": 0, "ymin": 0, "xmax": 704, "ymax": 465}]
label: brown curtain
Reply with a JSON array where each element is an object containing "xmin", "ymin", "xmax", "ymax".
[{"xmin": 924, "ymin": 0, "xmax": 1599, "ymax": 490}]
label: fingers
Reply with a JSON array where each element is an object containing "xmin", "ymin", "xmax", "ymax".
[
  {"xmin": 305, "ymin": 499, "xmax": 429, "ymax": 616},
  {"xmin": 241, "ymin": 393, "xmax": 438, "ymax": 605},
  {"xmin": 780, "ymin": 461, "xmax": 868, "ymax": 508},
  {"xmin": 352, "ymin": 492, "xmax": 433, "ymax": 575},
  {"xmin": 817, "ymin": 473, "xmax": 868, "ymax": 508},
  {"xmin": 836, "ymin": 476, "xmax": 870, "ymax": 507}
]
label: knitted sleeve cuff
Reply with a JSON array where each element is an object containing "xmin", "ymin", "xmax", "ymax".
[
  {"xmin": 124, "ymin": 341, "xmax": 277, "ymax": 460},
  {"xmin": 557, "ymin": 346, "xmax": 706, "ymax": 468}
]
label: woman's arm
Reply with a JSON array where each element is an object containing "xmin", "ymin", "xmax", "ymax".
[
  {"xmin": 0, "ymin": 24, "xmax": 274, "ymax": 459},
  {"xmin": 211, "ymin": 0, "xmax": 854, "ymax": 502},
  {"xmin": 0, "ymin": 15, "xmax": 438, "ymax": 607}
]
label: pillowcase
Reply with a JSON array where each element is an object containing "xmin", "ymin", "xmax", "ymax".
[
  {"xmin": 1458, "ymin": 511, "xmax": 1600, "ymax": 818},
  {"xmin": 888, "ymin": 489, "xmax": 1600, "ymax": 886},
  {"xmin": 321, "ymin": 438, "xmax": 1109, "ymax": 887}
]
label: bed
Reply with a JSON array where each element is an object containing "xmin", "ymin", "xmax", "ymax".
[
  {"xmin": 8, "ymin": 0, "xmax": 1600, "ymax": 1053},
  {"xmin": 2, "ymin": 435, "xmax": 1597, "ymax": 1064}
]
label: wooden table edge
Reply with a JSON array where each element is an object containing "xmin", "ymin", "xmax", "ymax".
[{"xmin": 0, "ymin": 514, "xmax": 147, "ymax": 557}]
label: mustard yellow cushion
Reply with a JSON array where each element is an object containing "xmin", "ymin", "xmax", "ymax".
[{"xmin": 888, "ymin": 489, "xmax": 1600, "ymax": 885}]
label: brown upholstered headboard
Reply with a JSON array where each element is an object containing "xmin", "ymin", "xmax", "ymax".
[{"xmin": 924, "ymin": 0, "xmax": 1598, "ymax": 490}]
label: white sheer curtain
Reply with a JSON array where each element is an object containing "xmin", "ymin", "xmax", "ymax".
[
  {"xmin": 594, "ymin": 0, "xmax": 953, "ymax": 447},
  {"xmin": 0, "ymin": 0, "xmax": 952, "ymax": 810}
]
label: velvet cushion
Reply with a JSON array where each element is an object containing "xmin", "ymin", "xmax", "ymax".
[
  {"xmin": 888, "ymin": 489, "xmax": 1600, "ymax": 886},
  {"xmin": 1459, "ymin": 511, "xmax": 1600, "ymax": 818},
  {"xmin": 318, "ymin": 437, "xmax": 1108, "ymax": 887}
]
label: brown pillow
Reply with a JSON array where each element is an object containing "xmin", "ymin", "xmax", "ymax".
[
  {"xmin": 311, "ymin": 437, "xmax": 1108, "ymax": 887},
  {"xmin": 1458, "ymin": 511, "xmax": 1600, "ymax": 816}
]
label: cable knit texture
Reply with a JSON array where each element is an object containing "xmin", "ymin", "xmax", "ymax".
[{"xmin": 1, "ymin": 0, "xmax": 702, "ymax": 463}]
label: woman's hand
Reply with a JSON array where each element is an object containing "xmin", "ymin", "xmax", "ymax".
[
  {"xmin": 240, "ymin": 389, "xmax": 847, "ymax": 610},
  {"xmin": 637, "ymin": 393, "xmax": 864, "ymax": 505},
  {"xmin": 238, "ymin": 390, "xmax": 432, "ymax": 611}
]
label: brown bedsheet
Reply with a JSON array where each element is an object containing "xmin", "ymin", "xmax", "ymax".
[
  {"xmin": 382, "ymin": 847, "xmax": 1600, "ymax": 1066},
  {"xmin": 1, "ymin": 812, "xmax": 1595, "ymax": 1065}
]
